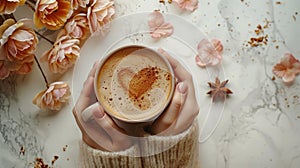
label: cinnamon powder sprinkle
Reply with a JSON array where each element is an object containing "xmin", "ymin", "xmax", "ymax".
[
  {"xmin": 33, "ymin": 158, "xmax": 50, "ymax": 168},
  {"xmin": 247, "ymin": 23, "xmax": 269, "ymax": 47}
]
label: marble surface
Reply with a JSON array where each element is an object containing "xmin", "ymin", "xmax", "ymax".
[{"xmin": 1, "ymin": 0, "xmax": 300, "ymax": 167}]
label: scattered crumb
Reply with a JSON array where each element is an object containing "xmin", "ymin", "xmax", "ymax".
[
  {"xmin": 246, "ymin": 22, "xmax": 270, "ymax": 47},
  {"xmin": 20, "ymin": 146, "xmax": 25, "ymax": 155},
  {"xmin": 293, "ymin": 15, "xmax": 296, "ymax": 21},
  {"xmin": 276, "ymin": 1, "xmax": 282, "ymax": 4},
  {"xmin": 247, "ymin": 35, "xmax": 268, "ymax": 47},
  {"xmin": 63, "ymin": 145, "xmax": 68, "ymax": 152},
  {"xmin": 255, "ymin": 24, "xmax": 263, "ymax": 35},
  {"xmin": 33, "ymin": 158, "xmax": 50, "ymax": 168},
  {"xmin": 271, "ymin": 76, "xmax": 276, "ymax": 81},
  {"xmin": 168, "ymin": 0, "xmax": 172, "ymax": 3},
  {"xmin": 159, "ymin": 0, "xmax": 165, "ymax": 4},
  {"xmin": 297, "ymin": 116, "xmax": 300, "ymax": 119},
  {"xmin": 51, "ymin": 156, "xmax": 59, "ymax": 165},
  {"xmin": 67, "ymin": 158, "xmax": 70, "ymax": 161},
  {"xmin": 275, "ymin": 45, "xmax": 279, "ymax": 49}
]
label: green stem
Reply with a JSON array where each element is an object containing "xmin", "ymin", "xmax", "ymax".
[{"xmin": 34, "ymin": 55, "xmax": 49, "ymax": 87}]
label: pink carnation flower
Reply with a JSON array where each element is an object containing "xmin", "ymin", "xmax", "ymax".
[
  {"xmin": 0, "ymin": 19, "xmax": 38, "ymax": 79},
  {"xmin": 0, "ymin": 0, "xmax": 25, "ymax": 14},
  {"xmin": 41, "ymin": 35, "xmax": 80, "ymax": 74},
  {"xmin": 34, "ymin": 0, "xmax": 72, "ymax": 30},
  {"xmin": 64, "ymin": 13, "xmax": 90, "ymax": 41},
  {"xmin": 148, "ymin": 11, "xmax": 174, "ymax": 39},
  {"xmin": 195, "ymin": 39, "xmax": 223, "ymax": 67},
  {"xmin": 87, "ymin": 0, "xmax": 115, "ymax": 35},
  {"xmin": 33, "ymin": 81, "xmax": 71, "ymax": 111},
  {"xmin": 272, "ymin": 53, "xmax": 300, "ymax": 84}
]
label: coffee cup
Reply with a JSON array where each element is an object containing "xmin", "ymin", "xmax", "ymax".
[{"xmin": 82, "ymin": 45, "xmax": 174, "ymax": 134}]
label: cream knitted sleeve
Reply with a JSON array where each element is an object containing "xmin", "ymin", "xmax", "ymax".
[
  {"xmin": 140, "ymin": 121, "xmax": 200, "ymax": 168},
  {"xmin": 80, "ymin": 142, "xmax": 142, "ymax": 168},
  {"xmin": 80, "ymin": 121, "xmax": 199, "ymax": 168}
]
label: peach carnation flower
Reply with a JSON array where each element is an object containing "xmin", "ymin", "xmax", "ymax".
[
  {"xmin": 173, "ymin": 0, "xmax": 198, "ymax": 12},
  {"xmin": 0, "ymin": 0, "xmax": 25, "ymax": 14},
  {"xmin": 41, "ymin": 35, "xmax": 80, "ymax": 73},
  {"xmin": 72, "ymin": 0, "xmax": 89, "ymax": 10},
  {"xmin": 33, "ymin": 81, "xmax": 71, "ymax": 111},
  {"xmin": 0, "ymin": 19, "xmax": 38, "ymax": 78},
  {"xmin": 272, "ymin": 53, "xmax": 300, "ymax": 84},
  {"xmin": 87, "ymin": 0, "xmax": 115, "ymax": 35},
  {"xmin": 64, "ymin": 13, "xmax": 90, "ymax": 41},
  {"xmin": 195, "ymin": 39, "xmax": 223, "ymax": 67},
  {"xmin": 148, "ymin": 11, "xmax": 174, "ymax": 39},
  {"xmin": 34, "ymin": 0, "xmax": 72, "ymax": 30},
  {"xmin": 0, "ymin": 60, "xmax": 10, "ymax": 79}
]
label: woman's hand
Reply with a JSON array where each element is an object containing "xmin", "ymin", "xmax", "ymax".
[
  {"xmin": 150, "ymin": 48, "xmax": 199, "ymax": 136},
  {"xmin": 73, "ymin": 61, "xmax": 133, "ymax": 151}
]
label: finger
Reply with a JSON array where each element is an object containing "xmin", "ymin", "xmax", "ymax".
[
  {"xmin": 81, "ymin": 102, "xmax": 101, "ymax": 122},
  {"xmin": 158, "ymin": 48, "xmax": 191, "ymax": 81},
  {"xmin": 75, "ymin": 76, "xmax": 96, "ymax": 114},
  {"xmin": 151, "ymin": 82, "xmax": 188, "ymax": 135},
  {"xmin": 72, "ymin": 107, "xmax": 113, "ymax": 151},
  {"xmin": 92, "ymin": 108, "xmax": 129, "ymax": 142},
  {"xmin": 173, "ymin": 97, "xmax": 199, "ymax": 133},
  {"xmin": 88, "ymin": 60, "xmax": 101, "ymax": 78}
]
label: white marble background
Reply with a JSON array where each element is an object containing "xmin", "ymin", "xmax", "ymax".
[{"xmin": 0, "ymin": 0, "xmax": 300, "ymax": 167}]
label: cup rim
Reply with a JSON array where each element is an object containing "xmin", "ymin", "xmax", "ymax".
[{"xmin": 94, "ymin": 44, "xmax": 175, "ymax": 123}]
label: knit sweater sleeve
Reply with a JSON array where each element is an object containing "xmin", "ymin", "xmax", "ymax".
[
  {"xmin": 140, "ymin": 120, "xmax": 200, "ymax": 168},
  {"xmin": 80, "ymin": 143, "xmax": 142, "ymax": 168},
  {"xmin": 80, "ymin": 120, "xmax": 199, "ymax": 168}
]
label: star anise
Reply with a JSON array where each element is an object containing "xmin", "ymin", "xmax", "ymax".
[{"xmin": 207, "ymin": 77, "xmax": 233, "ymax": 101}]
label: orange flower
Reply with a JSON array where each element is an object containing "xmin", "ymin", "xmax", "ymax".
[
  {"xmin": 0, "ymin": 0, "xmax": 25, "ymax": 14},
  {"xmin": 33, "ymin": 81, "xmax": 71, "ymax": 111},
  {"xmin": 64, "ymin": 13, "xmax": 90, "ymax": 41},
  {"xmin": 0, "ymin": 19, "xmax": 38, "ymax": 79},
  {"xmin": 34, "ymin": 0, "xmax": 72, "ymax": 30},
  {"xmin": 272, "ymin": 53, "xmax": 300, "ymax": 84},
  {"xmin": 87, "ymin": 0, "xmax": 115, "ymax": 35},
  {"xmin": 195, "ymin": 39, "xmax": 223, "ymax": 67},
  {"xmin": 41, "ymin": 35, "xmax": 80, "ymax": 73}
]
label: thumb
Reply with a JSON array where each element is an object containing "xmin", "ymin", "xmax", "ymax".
[
  {"xmin": 151, "ymin": 82, "xmax": 188, "ymax": 134},
  {"xmin": 81, "ymin": 102, "xmax": 102, "ymax": 122}
]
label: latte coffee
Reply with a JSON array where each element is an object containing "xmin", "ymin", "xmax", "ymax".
[{"xmin": 95, "ymin": 45, "xmax": 174, "ymax": 122}]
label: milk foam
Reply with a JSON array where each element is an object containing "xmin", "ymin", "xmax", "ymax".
[{"xmin": 97, "ymin": 47, "xmax": 173, "ymax": 121}]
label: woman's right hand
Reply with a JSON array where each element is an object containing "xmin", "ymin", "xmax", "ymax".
[{"xmin": 72, "ymin": 61, "xmax": 133, "ymax": 152}]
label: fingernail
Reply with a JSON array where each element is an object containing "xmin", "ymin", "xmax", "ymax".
[
  {"xmin": 177, "ymin": 82, "xmax": 187, "ymax": 93},
  {"xmin": 93, "ymin": 108, "xmax": 104, "ymax": 119}
]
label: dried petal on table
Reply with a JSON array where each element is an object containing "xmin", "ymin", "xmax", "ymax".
[
  {"xmin": 272, "ymin": 53, "xmax": 300, "ymax": 84},
  {"xmin": 195, "ymin": 39, "xmax": 223, "ymax": 67},
  {"xmin": 172, "ymin": 0, "xmax": 199, "ymax": 12},
  {"xmin": 148, "ymin": 11, "xmax": 174, "ymax": 39}
]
